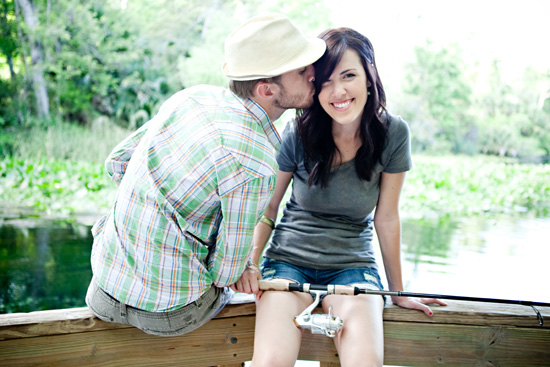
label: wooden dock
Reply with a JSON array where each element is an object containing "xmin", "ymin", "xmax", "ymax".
[{"xmin": 0, "ymin": 294, "xmax": 549, "ymax": 366}]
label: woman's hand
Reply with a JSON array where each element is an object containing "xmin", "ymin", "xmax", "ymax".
[
  {"xmin": 230, "ymin": 265, "xmax": 263, "ymax": 299},
  {"xmin": 391, "ymin": 296, "xmax": 447, "ymax": 316}
]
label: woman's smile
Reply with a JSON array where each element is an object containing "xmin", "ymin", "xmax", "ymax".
[{"xmin": 332, "ymin": 99, "xmax": 353, "ymax": 110}]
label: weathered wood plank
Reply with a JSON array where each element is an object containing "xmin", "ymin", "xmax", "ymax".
[
  {"xmin": 382, "ymin": 322, "xmax": 550, "ymax": 366},
  {"xmin": 0, "ymin": 316, "xmax": 255, "ymax": 367},
  {"xmin": 1, "ymin": 316, "xmax": 548, "ymax": 367},
  {"xmin": 385, "ymin": 300, "xmax": 550, "ymax": 329},
  {"xmin": 0, "ymin": 299, "xmax": 549, "ymax": 366},
  {"xmin": 1, "ymin": 300, "xmax": 546, "ymax": 342}
]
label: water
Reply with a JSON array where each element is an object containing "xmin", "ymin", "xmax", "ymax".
[
  {"xmin": 396, "ymin": 214, "xmax": 550, "ymax": 303},
  {"xmin": 0, "ymin": 218, "xmax": 93, "ymax": 313},
  {"xmin": 1, "ymin": 213, "xmax": 549, "ymax": 314}
]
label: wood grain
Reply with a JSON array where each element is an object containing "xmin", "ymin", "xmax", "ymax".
[{"xmin": 0, "ymin": 298, "xmax": 548, "ymax": 366}]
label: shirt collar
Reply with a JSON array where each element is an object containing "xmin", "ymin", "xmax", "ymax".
[{"xmin": 241, "ymin": 97, "xmax": 281, "ymax": 151}]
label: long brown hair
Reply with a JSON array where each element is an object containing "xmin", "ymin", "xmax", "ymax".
[{"xmin": 297, "ymin": 28, "xmax": 388, "ymax": 188}]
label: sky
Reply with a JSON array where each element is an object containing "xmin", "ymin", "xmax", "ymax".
[{"xmin": 323, "ymin": 0, "xmax": 550, "ymax": 92}]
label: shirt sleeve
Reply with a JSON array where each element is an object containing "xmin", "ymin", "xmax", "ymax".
[
  {"xmin": 104, "ymin": 122, "xmax": 149, "ymax": 185},
  {"xmin": 383, "ymin": 115, "xmax": 413, "ymax": 174},
  {"xmin": 210, "ymin": 175, "xmax": 275, "ymax": 287}
]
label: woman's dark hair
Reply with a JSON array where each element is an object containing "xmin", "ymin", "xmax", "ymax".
[{"xmin": 297, "ymin": 28, "xmax": 388, "ymax": 188}]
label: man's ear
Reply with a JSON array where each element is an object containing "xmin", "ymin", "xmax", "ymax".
[{"xmin": 255, "ymin": 81, "xmax": 277, "ymax": 100}]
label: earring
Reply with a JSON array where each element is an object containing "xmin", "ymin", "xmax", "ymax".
[{"xmin": 367, "ymin": 91, "xmax": 371, "ymax": 96}]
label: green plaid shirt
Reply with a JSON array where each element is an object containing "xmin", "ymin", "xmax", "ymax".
[{"xmin": 91, "ymin": 85, "xmax": 280, "ymax": 311}]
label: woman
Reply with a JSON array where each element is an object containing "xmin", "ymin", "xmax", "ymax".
[{"xmin": 232, "ymin": 28, "xmax": 446, "ymax": 367}]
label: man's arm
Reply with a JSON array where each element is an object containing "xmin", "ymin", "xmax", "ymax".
[
  {"xmin": 104, "ymin": 122, "xmax": 149, "ymax": 185},
  {"xmin": 210, "ymin": 175, "xmax": 276, "ymax": 287}
]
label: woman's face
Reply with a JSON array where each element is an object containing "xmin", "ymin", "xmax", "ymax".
[{"xmin": 318, "ymin": 49, "xmax": 370, "ymax": 128}]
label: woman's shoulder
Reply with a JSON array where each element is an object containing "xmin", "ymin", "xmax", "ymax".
[
  {"xmin": 384, "ymin": 112, "xmax": 410, "ymax": 138},
  {"xmin": 280, "ymin": 118, "xmax": 302, "ymax": 144}
]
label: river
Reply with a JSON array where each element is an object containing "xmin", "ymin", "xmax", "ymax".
[{"xmin": 1, "ymin": 212, "xmax": 549, "ymax": 314}]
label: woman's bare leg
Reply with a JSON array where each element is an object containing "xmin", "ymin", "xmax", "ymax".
[
  {"xmin": 251, "ymin": 280, "xmax": 312, "ymax": 367},
  {"xmin": 322, "ymin": 294, "xmax": 385, "ymax": 367}
]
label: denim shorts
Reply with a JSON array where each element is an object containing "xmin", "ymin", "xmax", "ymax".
[{"xmin": 261, "ymin": 258, "xmax": 384, "ymax": 299}]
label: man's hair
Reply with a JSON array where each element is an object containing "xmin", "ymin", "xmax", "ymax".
[{"xmin": 228, "ymin": 75, "xmax": 282, "ymax": 99}]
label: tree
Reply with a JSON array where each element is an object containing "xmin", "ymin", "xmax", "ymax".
[
  {"xmin": 476, "ymin": 62, "xmax": 550, "ymax": 159},
  {"xmin": 15, "ymin": 0, "xmax": 49, "ymax": 118},
  {"xmin": 1, "ymin": 0, "xmax": 333, "ymax": 129},
  {"xmin": 403, "ymin": 41, "xmax": 473, "ymax": 154}
]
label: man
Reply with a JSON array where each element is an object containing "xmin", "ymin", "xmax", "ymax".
[{"xmin": 85, "ymin": 14, "xmax": 326, "ymax": 336}]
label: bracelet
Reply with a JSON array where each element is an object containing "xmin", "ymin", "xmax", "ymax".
[
  {"xmin": 259, "ymin": 215, "xmax": 275, "ymax": 229},
  {"xmin": 245, "ymin": 257, "xmax": 259, "ymax": 269}
]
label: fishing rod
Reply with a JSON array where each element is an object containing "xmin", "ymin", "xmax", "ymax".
[{"xmin": 259, "ymin": 280, "xmax": 550, "ymax": 336}]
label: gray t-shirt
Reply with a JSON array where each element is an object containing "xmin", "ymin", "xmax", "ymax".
[{"xmin": 264, "ymin": 113, "xmax": 412, "ymax": 269}]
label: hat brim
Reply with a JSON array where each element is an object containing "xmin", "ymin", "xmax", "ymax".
[{"xmin": 222, "ymin": 37, "xmax": 326, "ymax": 81}]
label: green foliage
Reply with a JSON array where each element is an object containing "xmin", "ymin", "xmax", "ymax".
[
  {"xmin": 0, "ymin": 156, "xmax": 116, "ymax": 217},
  {"xmin": 402, "ymin": 155, "xmax": 550, "ymax": 219},
  {"xmin": 477, "ymin": 113, "xmax": 543, "ymax": 157},
  {"xmin": 1, "ymin": 0, "xmax": 332, "ymax": 130},
  {"xmin": 2, "ymin": 0, "xmax": 549, "ymax": 162},
  {"xmin": 400, "ymin": 41, "xmax": 550, "ymax": 160},
  {"xmin": 41, "ymin": 1, "xmax": 159, "ymax": 124},
  {"xmin": 2, "ymin": 154, "xmax": 548, "ymax": 221}
]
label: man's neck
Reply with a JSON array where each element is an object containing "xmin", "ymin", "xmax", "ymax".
[{"xmin": 250, "ymin": 97, "xmax": 284, "ymax": 122}]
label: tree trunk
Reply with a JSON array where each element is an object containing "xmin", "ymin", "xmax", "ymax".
[
  {"xmin": 1, "ymin": 0, "xmax": 15, "ymax": 81},
  {"xmin": 15, "ymin": 0, "xmax": 49, "ymax": 118}
]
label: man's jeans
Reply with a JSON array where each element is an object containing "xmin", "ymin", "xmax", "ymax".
[{"xmin": 85, "ymin": 279, "xmax": 233, "ymax": 336}]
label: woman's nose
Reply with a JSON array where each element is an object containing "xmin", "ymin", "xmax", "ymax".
[{"xmin": 331, "ymin": 81, "xmax": 346, "ymax": 97}]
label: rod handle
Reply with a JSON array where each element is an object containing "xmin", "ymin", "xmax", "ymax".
[
  {"xmin": 333, "ymin": 285, "xmax": 356, "ymax": 295},
  {"xmin": 259, "ymin": 280, "xmax": 290, "ymax": 291}
]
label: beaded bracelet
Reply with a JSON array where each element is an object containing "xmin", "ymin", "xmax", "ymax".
[{"xmin": 259, "ymin": 215, "xmax": 275, "ymax": 229}]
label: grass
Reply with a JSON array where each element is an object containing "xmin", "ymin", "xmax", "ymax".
[{"xmin": 1, "ymin": 119, "xmax": 132, "ymax": 164}]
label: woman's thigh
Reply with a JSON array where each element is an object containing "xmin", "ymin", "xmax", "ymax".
[{"xmin": 252, "ymin": 280, "xmax": 312, "ymax": 367}]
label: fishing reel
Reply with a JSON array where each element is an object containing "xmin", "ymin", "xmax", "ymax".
[{"xmin": 294, "ymin": 290, "xmax": 344, "ymax": 337}]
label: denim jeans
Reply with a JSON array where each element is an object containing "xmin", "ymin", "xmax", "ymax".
[{"xmin": 85, "ymin": 279, "xmax": 233, "ymax": 336}]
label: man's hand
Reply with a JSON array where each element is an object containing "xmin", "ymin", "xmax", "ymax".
[{"xmin": 230, "ymin": 265, "xmax": 263, "ymax": 299}]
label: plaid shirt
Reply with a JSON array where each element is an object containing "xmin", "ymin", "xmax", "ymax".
[{"xmin": 91, "ymin": 85, "xmax": 280, "ymax": 312}]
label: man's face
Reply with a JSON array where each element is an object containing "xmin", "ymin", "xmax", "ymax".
[{"xmin": 274, "ymin": 65, "xmax": 316, "ymax": 110}]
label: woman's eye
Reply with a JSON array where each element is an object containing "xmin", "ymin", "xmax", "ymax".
[{"xmin": 344, "ymin": 73, "xmax": 356, "ymax": 79}]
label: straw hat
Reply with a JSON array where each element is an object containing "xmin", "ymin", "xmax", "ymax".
[{"xmin": 222, "ymin": 14, "xmax": 326, "ymax": 81}]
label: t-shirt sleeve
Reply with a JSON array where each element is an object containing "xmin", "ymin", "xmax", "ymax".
[
  {"xmin": 276, "ymin": 120, "xmax": 299, "ymax": 173},
  {"xmin": 383, "ymin": 115, "xmax": 413, "ymax": 173}
]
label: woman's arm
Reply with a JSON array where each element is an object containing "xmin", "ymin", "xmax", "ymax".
[
  {"xmin": 375, "ymin": 172, "xmax": 446, "ymax": 315},
  {"xmin": 230, "ymin": 170, "xmax": 294, "ymax": 297}
]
